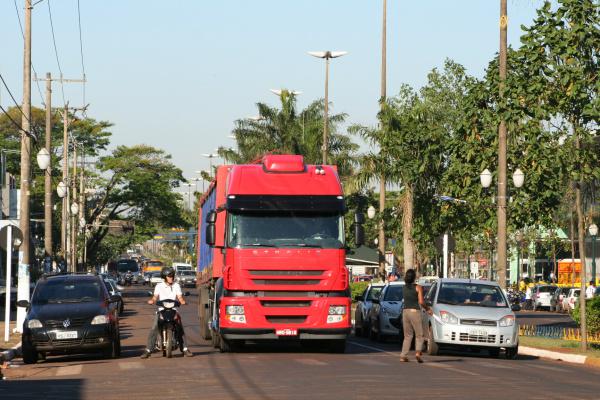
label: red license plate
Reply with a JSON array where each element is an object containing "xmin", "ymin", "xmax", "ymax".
[{"xmin": 276, "ymin": 328, "xmax": 298, "ymax": 336}]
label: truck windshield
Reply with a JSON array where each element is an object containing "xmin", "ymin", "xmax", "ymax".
[{"xmin": 228, "ymin": 211, "xmax": 344, "ymax": 249}]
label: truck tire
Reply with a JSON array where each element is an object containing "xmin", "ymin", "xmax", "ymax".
[
  {"xmin": 198, "ymin": 286, "xmax": 211, "ymax": 340},
  {"xmin": 219, "ymin": 337, "xmax": 243, "ymax": 353},
  {"xmin": 329, "ymin": 339, "xmax": 346, "ymax": 353}
]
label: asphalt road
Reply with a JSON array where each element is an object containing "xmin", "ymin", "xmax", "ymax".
[{"xmin": 2, "ymin": 286, "xmax": 599, "ymax": 400}]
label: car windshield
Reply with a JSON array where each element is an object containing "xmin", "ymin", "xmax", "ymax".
[
  {"xmin": 366, "ymin": 286, "xmax": 383, "ymax": 301},
  {"xmin": 117, "ymin": 260, "xmax": 139, "ymax": 273},
  {"xmin": 227, "ymin": 211, "xmax": 345, "ymax": 249},
  {"xmin": 147, "ymin": 262, "xmax": 163, "ymax": 267},
  {"xmin": 437, "ymin": 282, "xmax": 508, "ymax": 308},
  {"xmin": 32, "ymin": 280, "xmax": 104, "ymax": 304},
  {"xmin": 384, "ymin": 285, "xmax": 404, "ymax": 301},
  {"xmin": 178, "ymin": 271, "xmax": 195, "ymax": 276}
]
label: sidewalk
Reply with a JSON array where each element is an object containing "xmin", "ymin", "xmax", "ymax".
[{"xmin": 519, "ymin": 336, "xmax": 600, "ymax": 368}]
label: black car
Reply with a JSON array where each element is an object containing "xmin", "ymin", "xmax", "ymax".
[
  {"xmin": 103, "ymin": 279, "xmax": 125, "ymax": 316},
  {"xmin": 18, "ymin": 274, "xmax": 121, "ymax": 364}
]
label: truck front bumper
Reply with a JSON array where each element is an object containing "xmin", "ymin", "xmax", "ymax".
[{"xmin": 220, "ymin": 327, "xmax": 350, "ymax": 340}]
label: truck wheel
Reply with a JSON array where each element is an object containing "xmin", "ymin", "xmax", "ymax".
[
  {"xmin": 22, "ymin": 339, "xmax": 38, "ymax": 364},
  {"xmin": 329, "ymin": 339, "xmax": 346, "ymax": 353},
  {"xmin": 427, "ymin": 326, "xmax": 439, "ymax": 356},
  {"xmin": 199, "ymin": 287, "xmax": 211, "ymax": 340}
]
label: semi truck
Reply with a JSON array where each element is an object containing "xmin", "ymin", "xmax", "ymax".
[{"xmin": 196, "ymin": 154, "xmax": 359, "ymax": 352}]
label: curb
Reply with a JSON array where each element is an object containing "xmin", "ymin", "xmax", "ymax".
[
  {"xmin": 0, "ymin": 342, "xmax": 22, "ymax": 363},
  {"xmin": 519, "ymin": 345, "xmax": 587, "ymax": 364}
]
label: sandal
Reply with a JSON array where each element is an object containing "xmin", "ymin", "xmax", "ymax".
[
  {"xmin": 400, "ymin": 357, "xmax": 409, "ymax": 362},
  {"xmin": 416, "ymin": 355, "xmax": 423, "ymax": 363}
]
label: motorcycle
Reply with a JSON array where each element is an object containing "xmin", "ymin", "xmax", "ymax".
[
  {"xmin": 125, "ymin": 272, "xmax": 134, "ymax": 286},
  {"xmin": 155, "ymin": 299, "xmax": 183, "ymax": 358}
]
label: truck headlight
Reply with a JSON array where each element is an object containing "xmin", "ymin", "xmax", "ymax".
[
  {"xmin": 91, "ymin": 315, "xmax": 109, "ymax": 325},
  {"xmin": 499, "ymin": 315, "xmax": 515, "ymax": 327},
  {"xmin": 225, "ymin": 305, "xmax": 245, "ymax": 323},
  {"xmin": 328, "ymin": 305, "xmax": 346, "ymax": 315},
  {"xmin": 27, "ymin": 319, "xmax": 42, "ymax": 329},
  {"xmin": 439, "ymin": 311, "xmax": 459, "ymax": 325}
]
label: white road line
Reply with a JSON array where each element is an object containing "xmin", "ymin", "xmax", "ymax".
[
  {"xmin": 347, "ymin": 340, "xmax": 397, "ymax": 356},
  {"xmin": 55, "ymin": 365, "xmax": 83, "ymax": 376},
  {"xmin": 528, "ymin": 364, "xmax": 566, "ymax": 372},
  {"xmin": 355, "ymin": 359, "xmax": 391, "ymax": 366},
  {"xmin": 118, "ymin": 361, "xmax": 145, "ymax": 370},
  {"xmin": 426, "ymin": 363, "xmax": 480, "ymax": 376},
  {"xmin": 295, "ymin": 358, "xmax": 328, "ymax": 366},
  {"xmin": 476, "ymin": 361, "xmax": 513, "ymax": 369}
]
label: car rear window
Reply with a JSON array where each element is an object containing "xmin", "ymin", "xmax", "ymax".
[
  {"xmin": 538, "ymin": 286, "xmax": 557, "ymax": 293},
  {"xmin": 33, "ymin": 280, "xmax": 104, "ymax": 304}
]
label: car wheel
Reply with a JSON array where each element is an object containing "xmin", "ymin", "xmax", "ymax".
[
  {"xmin": 427, "ymin": 325, "xmax": 439, "ymax": 356},
  {"xmin": 505, "ymin": 345, "xmax": 518, "ymax": 360},
  {"xmin": 22, "ymin": 339, "xmax": 38, "ymax": 364},
  {"xmin": 533, "ymin": 302, "xmax": 538, "ymax": 312},
  {"xmin": 369, "ymin": 321, "xmax": 378, "ymax": 341},
  {"xmin": 329, "ymin": 339, "xmax": 346, "ymax": 353},
  {"xmin": 104, "ymin": 336, "xmax": 119, "ymax": 359},
  {"xmin": 489, "ymin": 348, "xmax": 500, "ymax": 358}
]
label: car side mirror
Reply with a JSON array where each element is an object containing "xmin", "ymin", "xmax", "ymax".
[
  {"xmin": 371, "ymin": 298, "xmax": 380, "ymax": 304},
  {"xmin": 425, "ymin": 300, "xmax": 433, "ymax": 307},
  {"xmin": 109, "ymin": 295, "xmax": 120, "ymax": 303},
  {"xmin": 354, "ymin": 295, "xmax": 364, "ymax": 302},
  {"xmin": 354, "ymin": 225, "xmax": 365, "ymax": 247},
  {"xmin": 17, "ymin": 300, "xmax": 30, "ymax": 308},
  {"xmin": 511, "ymin": 304, "xmax": 521, "ymax": 312}
]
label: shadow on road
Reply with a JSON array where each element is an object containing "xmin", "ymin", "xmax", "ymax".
[{"xmin": 0, "ymin": 379, "xmax": 84, "ymax": 400}]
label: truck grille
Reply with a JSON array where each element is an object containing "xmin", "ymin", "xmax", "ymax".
[
  {"xmin": 460, "ymin": 319, "xmax": 497, "ymax": 327},
  {"xmin": 265, "ymin": 316, "xmax": 307, "ymax": 324},
  {"xmin": 249, "ymin": 270, "xmax": 323, "ymax": 276},
  {"xmin": 459, "ymin": 333, "xmax": 496, "ymax": 343},
  {"xmin": 261, "ymin": 300, "xmax": 311, "ymax": 308},
  {"xmin": 252, "ymin": 279, "xmax": 320, "ymax": 285}
]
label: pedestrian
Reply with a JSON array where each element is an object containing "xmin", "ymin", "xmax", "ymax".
[
  {"xmin": 525, "ymin": 285, "xmax": 533, "ymax": 309},
  {"xmin": 387, "ymin": 272, "xmax": 397, "ymax": 283},
  {"xmin": 400, "ymin": 269, "xmax": 432, "ymax": 363},
  {"xmin": 586, "ymin": 280, "xmax": 596, "ymax": 299}
]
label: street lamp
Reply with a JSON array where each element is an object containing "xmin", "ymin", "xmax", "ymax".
[
  {"xmin": 57, "ymin": 181, "xmax": 67, "ymax": 198},
  {"xmin": 36, "ymin": 148, "xmax": 50, "ymax": 170},
  {"xmin": 367, "ymin": 206, "xmax": 376, "ymax": 220},
  {"xmin": 307, "ymin": 51, "xmax": 348, "ymax": 165},
  {"xmin": 480, "ymin": 167, "xmax": 525, "ymax": 286},
  {"xmin": 70, "ymin": 202, "xmax": 79, "ymax": 216},
  {"xmin": 590, "ymin": 223, "xmax": 598, "ymax": 285},
  {"xmin": 201, "ymin": 153, "xmax": 219, "ymax": 178}
]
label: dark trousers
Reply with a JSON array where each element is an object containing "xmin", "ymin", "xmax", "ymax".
[{"xmin": 146, "ymin": 312, "xmax": 187, "ymax": 352}]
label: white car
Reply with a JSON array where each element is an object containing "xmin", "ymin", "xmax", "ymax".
[
  {"xmin": 149, "ymin": 272, "xmax": 163, "ymax": 287},
  {"xmin": 532, "ymin": 285, "xmax": 558, "ymax": 311},
  {"xmin": 424, "ymin": 278, "xmax": 520, "ymax": 359},
  {"xmin": 563, "ymin": 288, "xmax": 581, "ymax": 311}
]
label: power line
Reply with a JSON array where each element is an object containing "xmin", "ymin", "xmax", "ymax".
[
  {"xmin": 0, "ymin": 103, "xmax": 33, "ymax": 138},
  {"xmin": 76, "ymin": 0, "xmax": 86, "ymax": 106},
  {"xmin": 0, "ymin": 72, "xmax": 41, "ymax": 140},
  {"xmin": 13, "ymin": 0, "xmax": 44, "ymax": 106},
  {"xmin": 47, "ymin": 0, "xmax": 66, "ymax": 106}
]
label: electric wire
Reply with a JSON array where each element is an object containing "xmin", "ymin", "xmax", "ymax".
[
  {"xmin": 47, "ymin": 0, "xmax": 67, "ymax": 106},
  {"xmin": 0, "ymin": 72, "xmax": 41, "ymax": 140},
  {"xmin": 13, "ymin": 0, "xmax": 44, "ymax": 106},
  {"xmin": 0, "ymin": 103, "xmax": 30, "ymax": 137},
  {"xmin": 76, "ymin": 0, "xmax": 86, "ymax": 107}
]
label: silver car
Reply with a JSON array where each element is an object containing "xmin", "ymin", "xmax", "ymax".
[
  {"xmin": 353, "ymin": 284, "xmax": 384, "ymax": 337},
  {"xmin": 424, "ymin": 278, "xmax": 520, "ymax": 359},
  {"xmin": 367, "ymin": 282, "xmax": 405, "ymax": 341}
]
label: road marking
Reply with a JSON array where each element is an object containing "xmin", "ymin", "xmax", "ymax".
[
  {"xmin": 426, "ymin": 362, "xmax": 480, "ymax": 376},
  {"xmin": 347, "ymin": 340, "xmax": 397, "ymax": 356},
  {"xmin": 356, "ymin": 359, "xmax": 391, "ymax": 366},
  {"xmin": 118, "ymin": 361, "xmax": 145, "ymax": 370},
  {"xmin": 476, "ymin": 361, "xmax": 513, "ymax": 369},
  {"xmin": 295, "ymin": 358, "xmax": 328, "ymax": 366},
  {"xmin": 55, "ymin": 365, "xmax": 83, "ymax": 376},
  {"xmin": 529, "ymin": 364, "xmax": 566, "ymax": 372}
]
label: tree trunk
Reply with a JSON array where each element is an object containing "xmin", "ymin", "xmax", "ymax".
[
  {"xmin": 574, "ymin": 123, "xmax": 588, "ymax": 351},
  {"xmin": 402, "ymin": 183, "xmax": 415, "ymax": 271}
]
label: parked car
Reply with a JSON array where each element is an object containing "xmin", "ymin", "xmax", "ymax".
[
  {"xmin": 353, "ymin": 284, "xmax": 384, "ymax": 337},
  {"xmin": 18, "ymin": 274, "xmax": 121, "ymax": 364},
  {"xmin": 424, "ymin": 278, "xmax": 520, "ymax": 359},
  {"xmin": 563, "ymin": 288, "xmax": 581, "ymax": 311},
  {"xmin": 149, "ymin": 271, "xmax": 163, "ymax": 287},
  {"xmin": 367, "ymin": 281, "xmax": 405, "ymax": 341},
  {"xmin": 531, "ymin": 285, "xmax": 558, "ymax": 311},
  {"xmin": 550, "ymin": 287, "xmax": 571, "ymax": 312},
  {"xmin": 103, "ymin": 279, "xmax": 124, "ymax": 315},
  {"xmin": 175, "ymin": 270, "xmax": 196, "ymax": 288}
]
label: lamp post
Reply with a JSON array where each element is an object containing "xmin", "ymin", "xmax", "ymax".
[
  {"xmin": 590, "ymin": 223, "xmax": 598, "ymax": 285},
  {"xmin": 480, "ymin": 167, "xmax": 524, "ymax": 285},
  {"xmin": 201, "ymin": 153, "xmax": 219, "ymax": 178},
  {"xmin": 515, "ymin": 231, "xmax": 523, "ymax": 285},
  {"xmin": 307, "ymin": 51, "xmax": 348, "ymax": 164}
]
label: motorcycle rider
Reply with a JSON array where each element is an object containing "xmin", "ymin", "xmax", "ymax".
[{"xmin": 141, "ymin": 266, "xmax": 193, "ymax": 358}]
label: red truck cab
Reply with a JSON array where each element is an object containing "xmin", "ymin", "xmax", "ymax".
[{"xmin": 197, "ymin": 155, "xmax": 352, "ymax": 352}]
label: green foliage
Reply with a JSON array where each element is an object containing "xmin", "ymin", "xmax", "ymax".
[
  {"xmin": 572, "ymin": 297, "xmax": 600, "ymax": 336},
  {"xmin": 350, "ymin": 281, "xmax": 369, "ymax": 302}
]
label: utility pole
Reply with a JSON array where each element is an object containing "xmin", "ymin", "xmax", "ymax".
[
  {"xmin": 575, "ymin": 131, "xmax": 588, "ymax": 350},
  {"xmin": 62, "ymin": 104, "xmax": 70, "ymax": 270},
  {"xmin": 17, "ymin": 0, "xmax": 32, "ymax": 333},
  {"xmin": 44, "ymin": 73, "xmax": 52, "ymax": 257},
  {"xmin": 71, "ymin": 142, "xmax": 78, "ymax": 271},
  {"xmin": 78, "ymin": 151, "xmax": 85, "ymax": 268},
  {"xmin": 496, "ymin": 0, "xmax": 508, "ymax": 289},
  {"xmin": 377, "ymin": 0, "xmax": 387, "ymax": 281}
]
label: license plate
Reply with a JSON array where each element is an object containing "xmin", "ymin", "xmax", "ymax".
[
  {"xmin": 469, "ymin": 329, "xmax": 488, "ymax": 337},
  {"xmin": 55, "ymin": 331, "xmax": 78, "ymax": 340},
  {"xmin": 276, "ymin": 328, "xmax": 298, "ymax": 336}
]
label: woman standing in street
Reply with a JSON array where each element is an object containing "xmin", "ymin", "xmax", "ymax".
[{"xmin": 400, "ymin": 269, "xmax": 431, "ymax": 363}]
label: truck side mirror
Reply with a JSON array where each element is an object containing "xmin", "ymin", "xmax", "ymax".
[
  {"xmin": 206, "ymin": 210, "xmax": 216, "ymax": 246},
  {"xmin": 354, "ymin": 212, "xmax": 365, "ymax": 224}
]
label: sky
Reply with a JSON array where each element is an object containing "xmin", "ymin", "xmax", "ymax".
[{"xmin": 0, "ymin": 0, "xmax": 544, "ymax": 195}]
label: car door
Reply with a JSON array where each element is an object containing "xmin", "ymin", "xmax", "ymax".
[{"xmin": 422, "ymin": 281, "xmax": 438, "ymax": 334}]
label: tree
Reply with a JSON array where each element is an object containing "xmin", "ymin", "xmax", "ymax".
[
  {"xmin": 85, "ymin": 145, "xmax": 188, "ymax": 264},
  {"xmin": 219, "ymin": 90, "xmax": 357, "ymax": 179}
]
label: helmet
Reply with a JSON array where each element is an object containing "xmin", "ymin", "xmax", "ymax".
[{"xmin": 161, "ymin": 266, "xmax": 175, "ymax": 280}]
